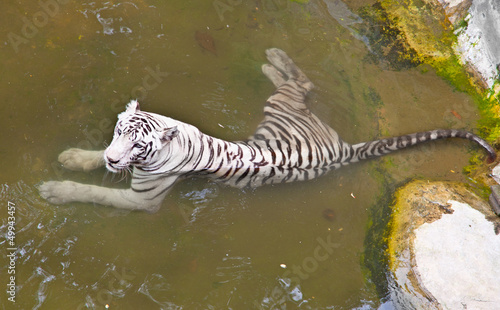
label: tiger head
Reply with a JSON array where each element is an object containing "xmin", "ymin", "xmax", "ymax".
[{"xmin": 104, "ymin": 100, "xmax": 179, "ymax": 172}]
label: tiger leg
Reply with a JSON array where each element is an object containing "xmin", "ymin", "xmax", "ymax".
[
  {"xmin": 38, "ymin": 175, "xmax": 178, "ymax": 212},
  {"xmin": 265, "ymin": 48, "xmax": 314, "ymax": 91},
  {"xmin": 58, "ymin": 148, "xmax": 105, "ymax": 171}
]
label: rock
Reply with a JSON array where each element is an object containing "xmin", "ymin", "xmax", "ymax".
[
  {"xmin": 488, "ymin": 164, "xmax": 500, "ymax": 214},
  {"xmin": 361, "ymin": 0, "xmax": 500, "ymax": 97},
  {"xmin": 435, "ymin": 0, "xmax": 472, "ymax": 25},
  {"xmin": 450, "ymin": 0, "xmax": 500, "ymax": 90},
  {"xmin": 490, "ymin": 163, "xmax": 500, "ymax": 184},
  {"xmin": 386, "ymin": 180, "xmax": 500, "ymax": 309},
  {"xmin": 415, "ymin": 200, "xmax": 500, "ymax": 309},
  {"xmin": 489, "ymin": 185, "xmax": 500, "ymax": 215}
]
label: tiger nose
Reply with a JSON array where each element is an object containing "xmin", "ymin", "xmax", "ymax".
[{"xmin": 107, "ymin": 156, "xmax": 119, "ymax": 164}]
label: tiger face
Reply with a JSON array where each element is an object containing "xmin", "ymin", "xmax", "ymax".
[{"xmin": 104, "ymin": 100, "xmax": 178, "ymax": 172}]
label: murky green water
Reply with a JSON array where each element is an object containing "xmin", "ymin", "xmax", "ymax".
[{"xmin": 0, "ymin": 1, "xmax": 482, "ymax": 309}]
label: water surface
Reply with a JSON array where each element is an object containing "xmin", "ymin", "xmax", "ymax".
[{"xmin": 1, "ymin": 1, "xmax": 481, "ymax": 309}]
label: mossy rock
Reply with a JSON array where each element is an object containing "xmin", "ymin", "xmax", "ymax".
[{"xmin": 385, "ymin": 180, "xmax": 500, "ymax": 307}]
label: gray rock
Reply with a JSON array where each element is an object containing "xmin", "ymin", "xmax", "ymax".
[
  {"xmin": 453, "ymin": 0, "xmax": 500, "ymax": 89},
  {"xmin": 488, "ymin": 184, "xmax": 500, "ymax": 215},
  {"xmin": 386, "ymin": 181, "xmax": 500, "ymax": 309},
  {"xmin": 436, "ymin": 0, "xmax": 473, "ymax": 25},
  {"xmin": 414, "ymin": 200, "xmax": 500, "ymax": 309}
]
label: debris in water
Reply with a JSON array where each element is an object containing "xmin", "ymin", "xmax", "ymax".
[
  {"xmin": 195, "ymin": 31, "xmax": 217, "ymax": 56},
  {"xmin": 322, "ymin": 208, "xmax": 335, "ymax": 221},
  {"xmin": 188, "ymin": 258, "xmax": 198, "ymax": 272},
  {"xmin": 450, "ymin": 110, "xmax": 462, "ymax": 120}
]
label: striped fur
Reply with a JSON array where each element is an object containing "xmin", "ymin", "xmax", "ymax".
[{"xmin": 39, "ymin": 48, "xmax": 496, "ymax": 212}]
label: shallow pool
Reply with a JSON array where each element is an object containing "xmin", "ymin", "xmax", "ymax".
[{"xmin": 0, "ymin": 0, "xmax": 481, "ymax": 309}]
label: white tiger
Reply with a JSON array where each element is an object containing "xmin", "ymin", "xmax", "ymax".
[{"xmin": 38, "ymin": 48, "xmax": 496, "ymax": 212}]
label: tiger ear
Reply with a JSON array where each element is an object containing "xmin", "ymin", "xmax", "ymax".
[
  {"xmin": 125, "ymin": 100, "xmax": 140, "ymax": 113},
  {"xmin": 159, "ymin": 126, "xmax": 179, "ymax": 143}
]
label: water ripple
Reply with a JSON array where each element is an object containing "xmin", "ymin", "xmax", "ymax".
[
  {"xmin": 138, "ymin": 274, "xmax": 182, "ymax": 309},
  {"xmin": 0, "ymin": 181, "xmax": 78, "ymax": 309},
  {"xmin": 79, "ymin": 2, "xmax": 140, "ymax": 36}
]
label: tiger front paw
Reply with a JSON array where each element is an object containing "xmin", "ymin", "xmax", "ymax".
[
  {"xmin": 58, "ymin": 148, "xmax": 105, "ymax": 171},
  {"xmin": 38, "ymin": 181, "xmax": 80, "ymax": 204}
]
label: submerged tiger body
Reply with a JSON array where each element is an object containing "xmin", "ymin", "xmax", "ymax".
[{"xmin": 39, "ymin": 48, "xmax": 496, "ymax": 212}]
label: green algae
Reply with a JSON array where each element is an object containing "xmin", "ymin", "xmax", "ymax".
[
  {"xmin": 432, "ymin": 56, "xmax": 500, "ymax": 144},
  {"xmin": 362, "ymin": 162, "xmax": 399, "ymax": 300},
  {"xmin": 359, "ymin": 2, "xmax": 422, "ymax": 70}
]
